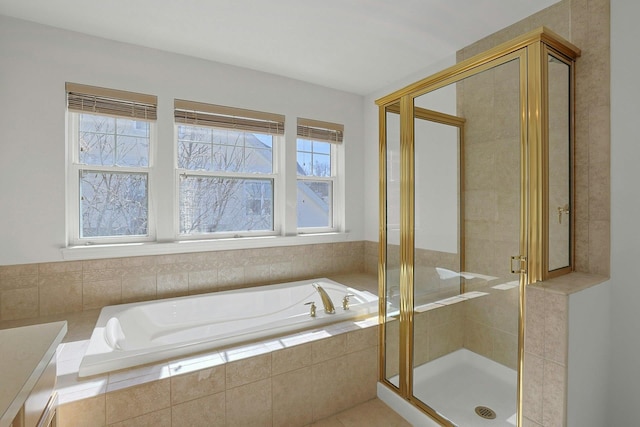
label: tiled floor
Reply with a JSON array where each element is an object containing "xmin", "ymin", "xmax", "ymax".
[{"xmin": 309, "ymin": 398, "xmax": 411, "ymax": 427}]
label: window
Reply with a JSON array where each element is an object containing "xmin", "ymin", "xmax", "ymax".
[
  {"xmin": 174, "ymin": 100, "xmax": 284, "ymax": 237},
  {"xmin": 296, "ymin": 118, "xmax": 343, "ymax": 230},
  {"xmin": 66, "ymin": 85, "xmax": 345, "ymax": 250},
  {"xmin": 66, "ymin": 83, "xmax": 156, "ymax": 244}
]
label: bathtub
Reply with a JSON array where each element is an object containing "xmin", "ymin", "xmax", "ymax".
[{"xmin": 79, "ymin": 278, "xmax": 378, "ymax": 377}]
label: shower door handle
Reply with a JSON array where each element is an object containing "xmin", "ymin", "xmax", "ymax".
[
  {"xmin": 557, "ymin": 204, "xmax": 570, "ymax": 224},
  {"xmin": 510, "ymin": 255, "xmax": 527, "ymax": 274}
]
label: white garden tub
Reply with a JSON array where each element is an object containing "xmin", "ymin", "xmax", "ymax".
[{"xmin": 79, "ymin": 278, "xmax": 377, "ymax": 377}]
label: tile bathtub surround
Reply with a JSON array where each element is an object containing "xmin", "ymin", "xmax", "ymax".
[
  {"xmin": 364, "ymin": 241, "xmax": 378, "ymax": 276},
  {"xmin": 0, "ymin": 241, "xmax": 365, "ymax": 321},
  {"xmin": 56, "ymin": 317, "xmax": 379, "ymax": 427}
]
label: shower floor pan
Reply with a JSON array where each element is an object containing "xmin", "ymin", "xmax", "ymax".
[{"xmin": 390, "ymin": 349, "xmax": 517, "ymax": 426}]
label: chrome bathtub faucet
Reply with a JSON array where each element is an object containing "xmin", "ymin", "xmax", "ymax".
[{"xmin": 312, "ymin": 283, "xmax": 335, "ymax": 314}]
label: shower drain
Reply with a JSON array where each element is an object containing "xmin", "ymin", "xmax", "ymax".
[{"xmin": 475, "ymin": 406, "xmax": 497, "ymax": 420}]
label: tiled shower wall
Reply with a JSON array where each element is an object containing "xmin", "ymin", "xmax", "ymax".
[
  {"xmin": 458, "ymin": 1, "xmax": 610, "ymax": 426},
  {"xmin": 383, "ymin": 286, "xmax": 519, "ymax": 379},
  {"xmin": 452, "ymin": 42, "xmax": 524, "ymax": 372},
  {"xmin": 374, "ymin": 235, "xmax": 518, "ymax": 373},
  {"xmin": 457, "ymin": 58, "xmax": 521, "ymax": 280},
  {"xmin": 0, "ymin": 241, "xmax": 365, "ymax": 322},
  {"xmin": 457, "ymin": 0, "xmax": 611, "ymax": 278}
]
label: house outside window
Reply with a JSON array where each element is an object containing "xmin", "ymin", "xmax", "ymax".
[
  {"xmin": 66, "ymin": 83, "xmax": 157, "ymax": 244},
  {"xmin": 175, "ymin": 100, "xmax": 283, "ymax": 237},
  {"xmin": 296, "ymin": 118, "xmax": 343, "ymax": 231}
]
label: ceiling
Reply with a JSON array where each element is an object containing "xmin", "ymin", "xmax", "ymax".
[{"xmin": 0, "ymin": 0, "xmax": 559, "ymax": 95}]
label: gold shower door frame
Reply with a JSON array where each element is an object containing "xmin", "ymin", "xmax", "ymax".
[{"xmin": 376, "ymin": 28, "xmax": 579, "ymax": 427}]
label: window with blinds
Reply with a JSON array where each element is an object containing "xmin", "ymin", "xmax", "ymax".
[
  {"xmin": 66, "ymin": 83, "xmax": 156, "ymax": 243},
  {"xmin": 174, "ymin": 99, "xmax": 284, "ymax": 236},
  {"xmin": 65, "ymin": 84, "xmax": 345, "ymax": 245},
  {"xmin": 296, "ymin": 118, "xmax": 343, "ymax": 230}
]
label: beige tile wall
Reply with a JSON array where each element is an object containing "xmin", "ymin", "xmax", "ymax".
[
  {"xmin": 384, "ymin": 289, "xmax": 519, "ymax": 380},
  {"xmin": 378, "ymin": 243, "xmax": 460, "ymax": 290},
  {"xmin": 57, "ymin": 326, "xmax": 379, "ymax": 427},
  {"xmin": 523, "ymin": 285, "xmax": 568, "ymax": 427},
  {"xmin": 452, "ymin": 51, "xmax": 522, "ymax": 370},
  {"xmin": 379, "ymin": 242, "xmax": 466, "ymax": 376},
  {"xmin": 378, "ymin": 242, "xmax": 519, "ymax": 372},
  {"xmin": 457, "ymin": 46, "xmax": 521, "ymax": 280},
  {"xmin": 458, "ymin": 0, "xmax": 611, "ymax": 278},
  {"xmin": 0, "ymin": 241, "xmax": 365, "ymax": 321},
  {"xmin": 383, "ymin": 318, "xmax": 400, "ymax": 378},
  {"xmin": 384, "ymin": 303, "xmax": 465, "ymax": 379},
  {"xmin": 364, "ymin": 241, "xmax": 377, "ymax": 276},
  {"xmin": 573, "ymin": 0, "xmax": 611, "ymax": 277},
  {"xmin": 414, "ymin": 303, "xmax": 464, "ymax": 367},
  {"xmin": 463, "ymin": 286, "xmax": 519, "ymax": 370}
]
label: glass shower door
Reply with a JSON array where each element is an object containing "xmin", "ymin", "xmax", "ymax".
[
  {"xmin": 410, "ymin": 57, "xmax": 523, "ymax": 426},
  {"xmin": 383, "ymin": 104, "xmax": 401, "ymax": 387},
  {"xmin": 377, "ymin": 28, "xmax": 579, "ymax": 427}
]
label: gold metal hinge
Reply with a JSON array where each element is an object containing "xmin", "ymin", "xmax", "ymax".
[{"xmin": 510, "ymin": 255, "xmax": 527, "ymax": 274}]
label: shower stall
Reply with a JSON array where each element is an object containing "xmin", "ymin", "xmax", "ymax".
[{"xmin": 376, "ymin": 28, "xmax": 579, "ymax": 426}]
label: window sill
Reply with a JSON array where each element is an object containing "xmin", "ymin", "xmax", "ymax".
[{"xmin": 61, "ymin": 232, "xmax": 352, "ymax": 261}]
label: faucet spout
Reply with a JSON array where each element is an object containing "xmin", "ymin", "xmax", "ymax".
[{"xmin": 313, "ymin": 283, "xmax": 335, "ymax": 314}]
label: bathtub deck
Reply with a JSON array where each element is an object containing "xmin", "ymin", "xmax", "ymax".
[{"xmin": 0, "ymin": 273, "xmax": 378, "ymax": 343}]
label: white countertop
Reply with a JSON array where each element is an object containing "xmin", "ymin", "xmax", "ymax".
[{"xmin": 0, "ymin": 321, "xmax": 67, "ymax": 427}]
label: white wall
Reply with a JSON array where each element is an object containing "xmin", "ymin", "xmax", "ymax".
[
  {"xmin": 362, "ymin": 56, "xmax": 456, "ymax": 244},
  {"xmin": 414, "ymin": 119, "xmax": 458, "ymax": 253},
  {"xmin": 567, "ymin": 280, "xmax": 611, "ymax": 427},
  {"xmin": 608, "ymin": 0, "xmax": 640, "ymax": 425},
  {"xmin": 380, "ymin": 87, "xmax": 460, "ymax": 253},
  {"xmin": 0, "ymin": 15, "xmax": 365, "ymax": 265}
]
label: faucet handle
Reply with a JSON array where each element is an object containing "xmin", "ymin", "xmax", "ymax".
[
  {"xmin": 342, "ymin": 294, "xmax": 355, "ymax": 310},
  {"xmin": 305, "ymin": 301, "xmax": 316, "ymax": 317}
]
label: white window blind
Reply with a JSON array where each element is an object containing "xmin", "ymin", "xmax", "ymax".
[
  {"xmin": 174, "ymin": 99, "xmax": 285, "ymax": 135},
  {"xmin": 297, "ymin": 117, "xmax": 344, "ymax": 144},
  {"xmin": 66, "ymin": 82, "xmax": 157, "ymax": 121}
]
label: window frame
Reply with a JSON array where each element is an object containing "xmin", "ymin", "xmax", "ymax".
[
  {"xmin": 295, "ymin": 117, "xmax": 343, "ymax": 234},
  {"xmin": 296, "ymin": 140, "xmax": 339, "ymax": 233},
  {"xmin": 174, "ymin": 123, "xmax": 282, "ymax": 240},
  {"xmin": 66, "ymin": 111, "xmax": 157, "ymax": 245},
  {"xmin": 65, "ymin": 86, "xmax": 347, "ymax": 252}
]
